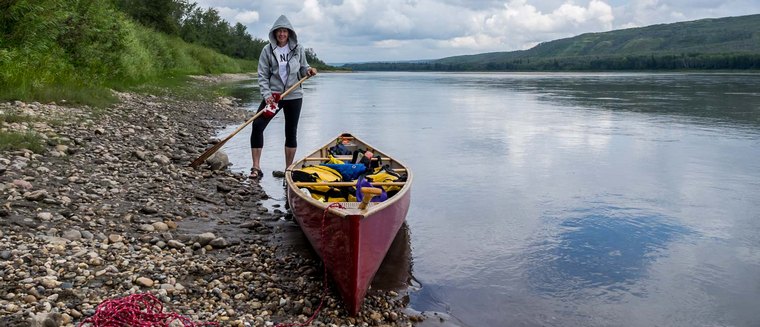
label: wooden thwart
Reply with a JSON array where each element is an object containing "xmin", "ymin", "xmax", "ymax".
[
  {"xmin": 305, "ymin": 157, "xmax": 380, "ymax": 161},
  {"xmin": 293, "ymin": 181, "xmax": 406, "ymax": 187}
]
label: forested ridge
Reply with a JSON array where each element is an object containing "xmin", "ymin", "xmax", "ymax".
[
  {"xmin": 345, "ymin": 14, "xmax": 760, "ymax": 71},
  {"xmin": 0, "ymin": 0, "xmax": 330, "ymax": 103}
]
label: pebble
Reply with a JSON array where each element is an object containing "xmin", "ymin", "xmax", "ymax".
[
  {"xmin": 0, "ymin": 84, "xmax": 413, "ymax": 327},
  {"xmin": 135, "ymin": 277, "xmax": 154, "ymax": 288}
]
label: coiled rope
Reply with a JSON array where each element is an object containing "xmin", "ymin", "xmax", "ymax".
[
  {"xmin": 77, "ymin": 293, "xmax": 218, "ymax": 327},
  {"xmin": 276, "ymin": 202, "xmax": 344, "ymax": 327}
]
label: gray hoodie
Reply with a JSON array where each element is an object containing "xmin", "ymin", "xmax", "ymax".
[{"xmin": 258, "ymin": 15, "xmax": 311, "ymax": 101}]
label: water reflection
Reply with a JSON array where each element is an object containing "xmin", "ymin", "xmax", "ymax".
[
  {"xmin": 226, "ymin": 82, "xmax": 259, "ymax": 104},
  {"xmin": 527, "ymin": 205, "xmax": 691, "ymax": 300},
  {"xmin": 372, "ymin": 223, "xmax": 415, "ymax": 291},
  {"xmin": 455, "ymin": 72, "xmax": 760, "ymax": 130},
  {"xmin": 218, "ymin": 72, "xmax": 760, "ymax": 327}
]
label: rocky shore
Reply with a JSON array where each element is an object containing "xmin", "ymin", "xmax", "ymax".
[{"xmin": 0, "ymin": 78, "xmax": 418, "ymax": 326}]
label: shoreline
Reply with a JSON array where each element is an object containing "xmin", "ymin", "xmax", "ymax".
[{"xmin": 0, "ymin": 77, "xmax": 417, "ymax": 326}]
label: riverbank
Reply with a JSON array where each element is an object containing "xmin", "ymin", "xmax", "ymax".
[{"xmin": 0, "ymin": 77, "xmax": 417, "ymax": 326}]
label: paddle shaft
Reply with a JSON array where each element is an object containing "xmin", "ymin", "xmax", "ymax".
[{"xmin": 190, "ymin": 75, "xmax": 311, "ymax": 168}]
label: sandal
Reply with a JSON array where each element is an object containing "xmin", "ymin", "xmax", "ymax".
[{"xmin": 249, "ymin": 168, "xmax": 263, "ymax": 179}]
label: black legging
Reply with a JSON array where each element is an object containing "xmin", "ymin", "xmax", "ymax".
[{"xmin": 250, "ymin": 98, "xmax": 302, "ymax": 148}]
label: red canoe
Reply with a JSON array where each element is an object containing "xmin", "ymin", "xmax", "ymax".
[{"xmin": 285, "ymin": 133, "xmax": 413, "ymax": 315}]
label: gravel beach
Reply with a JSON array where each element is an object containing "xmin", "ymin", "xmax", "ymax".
[{"xmin": 0, "ymin": 76, "xmax": 419, "ymax": 327}]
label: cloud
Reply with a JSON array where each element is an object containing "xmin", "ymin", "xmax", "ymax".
[
  {"xmin": 191, "ymin": 0, "xmax": 760, "ymax": 62},
  {"xmin": 481, "ymin": 0, "xmax": 614, "ymax": 34},
  {"xmin": 422, "ymin": 0, "xmax": 615, "ymax": 53},
  {"xmin": 297, "ymin": 0, "xmax": 323, "ymax": 23},
  {"xmin": 234, "ymin": 11, "xmax": 259, "ymax": 24},
  {"xmin": 209, "ymin": 7, "xmax": 259, "ymax": 24},
  {"xmin": 442, "ymin": 34, "xmax": 506, "ymax": 49},
  {"xmin": 373, "ymin": 39, "xmax": 409, "ymax": 48}
]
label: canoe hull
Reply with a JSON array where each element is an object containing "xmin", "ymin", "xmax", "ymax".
[
  {"xmin": 286, "ymin": 133, "xmax": 412, "ymax": 315},
  {"xmin": 287, "ymin": 186, "xmax": 410, "ymax": 315}
]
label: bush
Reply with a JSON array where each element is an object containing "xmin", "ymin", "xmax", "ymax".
[
  {"xmin": 0, "ymin": 131, "xmax": 45, "ymax": 153},
  {"xmin": 0, "ymin": 0, "xmax": 256, "ymax": 103}
]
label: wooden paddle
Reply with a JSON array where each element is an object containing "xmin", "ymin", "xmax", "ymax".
[
  {"xmin": 190, "ymin": 75, "xmax": 312, "ymax": 168},
  {"xmin": 358, "ymin": 187, "xmax": 383, "ymax": 210}
]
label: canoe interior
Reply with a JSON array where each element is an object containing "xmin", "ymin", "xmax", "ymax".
[{"xmin": 286, "ymin": 132, "xmax": 411, "ymax": 218}]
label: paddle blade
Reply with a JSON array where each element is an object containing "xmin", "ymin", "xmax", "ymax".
[{"xmin": 190, "ymin": 141, "xmax": 226, "ymax": 168}]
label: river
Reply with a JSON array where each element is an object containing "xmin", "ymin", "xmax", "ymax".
[{"xmin": 217, "ymin": 71, "xmax": 760, "ymax": 327}]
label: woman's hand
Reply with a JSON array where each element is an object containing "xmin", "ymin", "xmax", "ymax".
[
  {"xmin": 266, "ymin": 96, "xmax": 275, "ymax": 105},
  {"xmin": 307, "ymin": 67, "xmax": 318, "ymax": 76}
]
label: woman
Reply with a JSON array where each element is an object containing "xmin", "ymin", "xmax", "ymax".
[{"xmin": 250, "ymin": 14, "xmax": 317, "ymax": 180}]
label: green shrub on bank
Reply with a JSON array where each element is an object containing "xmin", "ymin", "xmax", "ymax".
[
  {"xmin": 0, "ymin": 112, "xmax": 35, "ymax": 125},
  {"xmin": 114, "ymin": 21, "xmax": 255, "ymax": 82},
  {"xmin": 0, "ymin": 112, "xmax": 44, "ymax": 153},
  {"xmin": 0, "ymin": 131, "xmax": 44, "ymax": 153},
  {"xmin": 0, "ymin": 130, "xmax": 44, "ymax": 153},
  {"xmin": 0, "ymin": 0, "xmax": 255, "ymax": 105}
]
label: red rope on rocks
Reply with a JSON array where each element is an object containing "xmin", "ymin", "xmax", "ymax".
[
  {"xmin": 77, "ymin": 293, "xmax": 218, "ymax": 327},
  {"xmin": 276, "ymin": 202, "xmax": 344, "ymax": 327}
]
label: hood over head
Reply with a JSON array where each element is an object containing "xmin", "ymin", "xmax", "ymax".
[{"xmin": 268, "ymin": 15, "xmax": 298, "ymax": 49}]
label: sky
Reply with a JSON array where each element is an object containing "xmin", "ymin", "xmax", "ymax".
[{"xmin": 192, "ymin": 0, "xmax": 760, "ymax": 63}]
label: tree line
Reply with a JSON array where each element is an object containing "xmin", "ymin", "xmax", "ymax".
[
  {"xmin": 345, "ymin": 14, "xmax": 760, "ymax": 72},
  {"xmin": 111, "ymin": 0, "xmax": 329, "ymax": 67},
  {"xmin": 345, "ymin": 53, "xmax": 760, "ymax": 71}
]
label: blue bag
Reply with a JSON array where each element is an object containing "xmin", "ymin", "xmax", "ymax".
[
  {"xmin": 322, "ymin": 163, "xmax": 367, "ymax": 181},
  {"xmin": 328, "ymin": 143, "xmax": 352, "ymax": 155}
]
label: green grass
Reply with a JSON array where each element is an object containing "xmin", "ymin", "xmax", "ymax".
[
  {"xmin": 0, "ymin": 112, "xmax": 36, "ymax": 124},
  {"xmin": 0, "ymin": 112, "xmax": 45, "ymax": 153},
  {"xmin": 0, "ymin": 131, "xmax": 45, "ymax": 153},
  {"xmin": 0, "ymin": 72, "xmax": 249, "ymax": 154},
  {"xmin": 0, "ymin": 0, "xmax": 261, "ymax": 154},
  {"xmin": 0, "ymin": 84, "xmax": 119, "ymax": 108},
  {"xmin": 113, "ymin": 74, "xmax": 247, "ymax": 102}
]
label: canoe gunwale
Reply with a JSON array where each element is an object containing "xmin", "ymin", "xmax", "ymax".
[{"xmin": 285, "ymin": 133, "xmax": 413, "ymax": 219}]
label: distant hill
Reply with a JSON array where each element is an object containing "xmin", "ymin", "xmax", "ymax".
[{"xmin": 345, "ymin": 14, "xmax": 760, "ymax": 71}]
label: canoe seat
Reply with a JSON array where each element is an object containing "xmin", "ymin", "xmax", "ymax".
[
  {"xmin": 305, "ymin": 156, "xmax": 378, "ymax": 161},
  {"xmin": 293, "ymin": 181, "xmax": 406, "ymax": 187},
  {"xmin": 298, "ymin": 161, "xmax": 408, "ymax": 173}
]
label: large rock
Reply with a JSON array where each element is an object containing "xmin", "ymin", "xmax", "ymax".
[
  {"xmin": 196, "ymin": 232, "xmax": 216, "ymax": 246},
  {"xmin": 206, "ymin": 150, "xmax": 229, "ymax": 171},
  {"xmin": 152, "ymin": 154, "xmax": 172, "ymax": 165}
]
